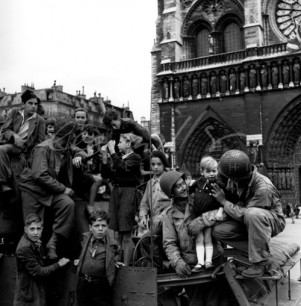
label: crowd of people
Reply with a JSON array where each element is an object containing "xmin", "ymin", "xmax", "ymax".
[{"xmin": 0, "ymin": 89, "xmax": 287, "ymax": 305}]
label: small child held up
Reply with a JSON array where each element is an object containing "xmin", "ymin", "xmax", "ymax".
[{"xmin": 191, "ymin": 156, "xmax": 227, "ymax": 272}]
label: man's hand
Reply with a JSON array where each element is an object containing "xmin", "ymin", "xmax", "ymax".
[
  {"xmin": 64, "ymin": 187, "xmax": 75, "ymax": 196},
  {"xmin": 139, "ymin": 215, "xmax": 148, "ymax": 228},
  {"xmin": 14, "ymin": 135, "xmax": 26, "ymax": 148},
  {"xmin": 72, "ymin": 156, "xmax": 82, "ymax": 168},
  {"xmin": 187, "ymin": 217, "xmax": 205, "ymax": 236},
  {"xmin": 175, "ymin": 259, "xmax": 191, "ymax": 278},
  {"xmin": 107, "ymin": 140, "xmax": 116, "ymax": 154},
  {"xmin": 58, "ymin": 258, "xmax": 70, "ymax": 267},
  {"xmin": 115, "ymin": 262, "xmax": 125, "ymax": 268},
  {"xmin": 211, "ymin": 184, "xmax": 226, "ymax": 206}
]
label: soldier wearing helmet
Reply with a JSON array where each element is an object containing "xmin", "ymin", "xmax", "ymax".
[
  {"xmin": 210, "ymin": 149, "xmax": 286, "ymax": 278},
  {"xmin": 160, "ymin": 171, "xmax": 230, "ymax": 305}
]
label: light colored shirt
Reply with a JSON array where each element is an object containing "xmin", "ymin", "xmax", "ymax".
[
  {"xmin": 139, "ymin": 175, "xmax": 171, "ymax": 218},
  {"xmin": 18, "ymin": 110, "xmax": 37, "ymax": 139}
]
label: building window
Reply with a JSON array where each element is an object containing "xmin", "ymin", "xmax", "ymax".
[
  {"xmin": 223, "ymin": 22, "xmax": 243, "ymax": 52},
  {"xmin": 196, "ymin": 28, "xmax": 210, "ymax": 57}
]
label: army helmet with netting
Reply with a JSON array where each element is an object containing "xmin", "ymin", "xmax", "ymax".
[{"xmin": 219, "ymin": 149, "xmax": 252, "ymax": 181}]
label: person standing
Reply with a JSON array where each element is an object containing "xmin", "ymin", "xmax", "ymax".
[
  {"xmin": 76, "ymin": 210, "xmax": 123, "ymax": 306},
  {"xmin": 104, "ymin": 133, "xmax": 142, "ymax": 265},
  {"xmin": 14, "ymin": 213, "xmax": 70, "ymax": 306}
]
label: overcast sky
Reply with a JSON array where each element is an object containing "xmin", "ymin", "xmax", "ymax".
[{"xmin": 0, "ymin": 0, "xmax": 157, "ymax": 120}]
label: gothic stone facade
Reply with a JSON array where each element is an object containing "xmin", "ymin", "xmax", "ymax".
[{"xmin": 151, "ymin": 0, "xmax": 301, "ymax": 204}]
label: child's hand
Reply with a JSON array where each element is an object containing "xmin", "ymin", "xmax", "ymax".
[
  {"xmin": 115, "ymin": 262, "xmax": 125, "ymax": 268},
  {"xmin": 215, "ymin": 211, "xmax": 223, "ymax": 221}
]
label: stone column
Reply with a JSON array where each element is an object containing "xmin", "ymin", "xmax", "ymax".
[{"xmin": 244, "ymin": 0, "xmax": 264, "ymax": 48}]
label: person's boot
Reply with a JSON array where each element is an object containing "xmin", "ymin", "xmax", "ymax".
[
  {"xmin": 241, "ymin": 261, "xmax": 267, "ymax": 278},
  {"xmin": 46, "ymin": 233, "xmax": 58, "ymax": 260}
]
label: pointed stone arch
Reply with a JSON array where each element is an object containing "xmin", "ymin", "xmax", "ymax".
[
  {"xmin": 266, "ymin": 95, "xmax": 301, "ymax": 168},
  {"xmin": 179, "ymin": 106, "xmax": 246, "ymax": 176}
]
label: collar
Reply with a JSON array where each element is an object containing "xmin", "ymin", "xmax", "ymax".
[
  {"xmin": 122, "ymin": 152, "xmax": 133, "ymax": 159},
  {"xmin": 18, "ymin": 109, "xmax": 37, "ymax": 121}
]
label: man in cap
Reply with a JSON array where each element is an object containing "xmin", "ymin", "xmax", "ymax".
[
  {"xmin": 19, "ymin": 117, "xmax": 87, "ymax": 260},
  {"xmin": 0, "ymin": 89, "xmax": 45, "ymax": 192},
  {"xmin": 160, "ymin": 170, "xmax": 229, "ymax": 305},
  {"xmin": 211, "ymin": 149, "xmax": 286, "ymax": 278}
]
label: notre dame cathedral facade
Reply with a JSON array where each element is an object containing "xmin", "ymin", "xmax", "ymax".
[{"xmin": 150, "ymin": 0, "xmax": 301, "ymax": 204}]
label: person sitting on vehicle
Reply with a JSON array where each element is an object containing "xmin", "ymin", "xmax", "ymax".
[
  {"xmin": 45, "ymin": 118, "xmax": 56, "ymax": 139},
  {"xmin": 103, "ymin": 109, "xmax": 163, "ymax": 154},
  {"xmin": 14, "ymin": 213, "xmax": 70, "ymax": 306},
  {"xmin": 160, "ymin": 171, "xmax": 228, "ymax": 305},
  {"xmin": 73, "ymin": 108, "xmax": 88, "ymax": 147},
  {"xmin": 210, "ymin": 149, "xmax": 286, "ymax": 278},
  {"xmin": 19, "ymin": 117, "xmax": 87, "ymax": 260},
  {"xmin": 75, "ymin": 210, "xmax": 123, "ymax": 306},
  {"xmin": 0, "ymin": 89, "xmax": 45, "ymax": 192}
]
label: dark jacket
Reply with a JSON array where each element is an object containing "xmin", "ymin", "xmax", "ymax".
[
  {"xmin": 14, "ymin": 235, "xmax": 60, "ymax": 306},
  {"xmin": 223, "ymin": 167, "xmax": 286, "ymax": 224},
  {"xmin": 77, "ymin": 231, "xmax": 121, "ymax": 286},
  {"xmin": 0, "ymin": 107, "xmax": 45, "ymax": 153},
  {"xmin": 19, "ymin": 138, "xmax": 87, "ymax": 206}
]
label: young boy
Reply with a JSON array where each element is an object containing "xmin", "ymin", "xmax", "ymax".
[
  {"xmin": 14, "ymin": 214, "xmax": 70, "ymax": 306},
  {"xmin": 190, "ymin": 156, "xmax": 226, "ymax": 272},
  {"xmin": 76, "ymin": 210, "xmax": 123, "ymax": 306}
]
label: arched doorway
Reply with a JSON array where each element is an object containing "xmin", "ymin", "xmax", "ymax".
[
  {"xmin": 181, "ymin": 117, "xmax": 246, "ymax": 177},
  {"xmin": 266, "ymin": 96, "xmax": 301, "ymax": 205}
]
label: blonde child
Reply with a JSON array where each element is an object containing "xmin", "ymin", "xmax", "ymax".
[{"xmin": 191, "ymin": 156, "xmax": 226, "ymax": 272}]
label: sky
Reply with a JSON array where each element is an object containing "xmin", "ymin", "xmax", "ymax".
[{"xmin": 0, "ymin": 0, "xmax": 157, "ymax": 120}]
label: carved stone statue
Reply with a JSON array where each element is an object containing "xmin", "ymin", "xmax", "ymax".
[
  {"xmin": 229, "ymin": 69, "xmax": 236, "ymax": 92},
  {"xmin": 280, "ymin": 170, "xmax": 286, "ymax": 190},
  {"xmin": 192, "ymin": 76, "xmax": 198, "ymax": 97},
  {"xmin": 210, "ymin": 72, "xmax": 217, "ymax": 94},
  {"xmin": 220, "ymin": 71, "xmax": 227, "ymax": 94},
  {"xmin": 174, "ymin": 78, "xmax": 180, "ymax": 99},
  {"xmin": 163, "ymin": 79, "xmax": 169, "ymax": 99},
  {"xmin": 293, "ymin": 60, "xmax": 300, "ymax": 85},
  {"xmin": 285, "ymin": 170, "xmax": 291, "ymax": 189},
  {"xmin": 283, "ymin": 62, "xmax": 290, "ymax": 85},
  {"xmin": 183, "ymin": 77, "xmax": 190, "ymax": 97},
  {"xmin": 272, "ymin": 63, "xmax": 279, "ymax": 88},
  {"xmin": 201, "ymin": 73, "xmax": 208, "ymax": 96},
  {"xmin": 239, "ymin": 69, "xmax": 246, "ymax": 90},
  {"xmin": 261, "ymin": 64, "xmax": 268, "ymax": 88},
  {"xmin": 249, "ymin": 65, "xmax": 256, "ymax": 89}
]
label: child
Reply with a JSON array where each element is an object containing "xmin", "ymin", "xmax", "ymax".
[
  {"xmin": 191, "ymin": 156, "xmax": 226, "ymax": 272},
  {"xmin": 139, "ymin": 150, "xmax": 171, "ymax": 234},
  {"xmin": 73, "ymin": 124, "xmax": 103, "ymax": 213},
  {"xmin": 76, "ymin": 210, "xmax": 123, "ymax": 306},
  {"xmin": 14, "ymin": 214, "xmax": 70, "ymax": 306},
  {"xmin": 45, "ymin": 118, "xmax": 56, "ymax": 139},
  {"xmin": 105, "ymin": 133, "xmax": 142, "ymax": 265}
]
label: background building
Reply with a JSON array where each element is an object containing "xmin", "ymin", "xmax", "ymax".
[
  {"xmin": 0, "ymin": 82, "xmax": 133, "ymax": 126},
  {"xmin": 151, "ymin": 0, "xmax": 301, "ymax": 204}
]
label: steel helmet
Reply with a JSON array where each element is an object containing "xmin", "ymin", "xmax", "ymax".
[
  {"xmin": 160, "ymin": 171, "xmax": 185, "ymax": 198},
  {"xmin": 219, "ymin": 150, "xmax": 252, "ymax": 181}
]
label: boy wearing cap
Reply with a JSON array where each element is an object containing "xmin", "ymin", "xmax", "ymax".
[
  {"xmin": 104, "ymin": 133, "xmax": 142, "ymax": 265},
  {"xmin": 19, "ymin": 118, "xmax": 87, "ymax": 260},
  {"xmin": 0, "ymin": 89, "xmax": 45, "ymax": 192}
]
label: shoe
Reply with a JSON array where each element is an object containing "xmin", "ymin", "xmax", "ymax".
[
  {"xmin": 192, "ymin": 263, "xmax": 204, "ymax": 273},
  {"xmin": 241, "ymin": 262, "xmax": 266, "ymax": 278},
  {"xmin": 205, "ymin": 262, "xmax": 214, "ymax": 270}
]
